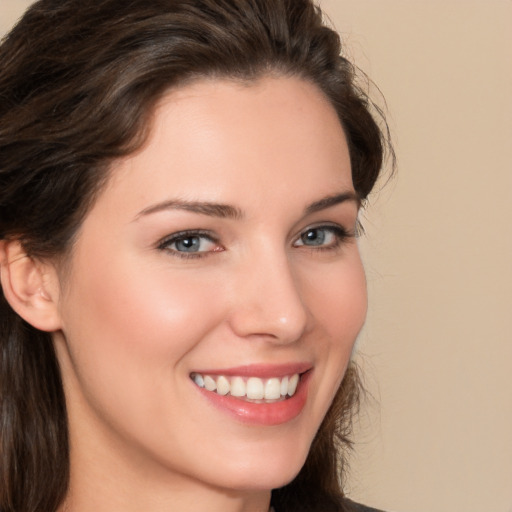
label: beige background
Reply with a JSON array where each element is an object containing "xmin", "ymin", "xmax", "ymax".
[{"xmin": 2, "ymin": 1, "xmax": 511, "ymax": 511}]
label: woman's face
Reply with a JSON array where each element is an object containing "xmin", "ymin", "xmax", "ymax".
[{"xmin": 53, "ymin": 76, "xmax": 367, "ymax": 495}]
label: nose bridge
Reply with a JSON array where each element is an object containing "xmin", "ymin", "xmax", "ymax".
[{"xmin": 228, "ymin": 242, "xmax": 309, "ymax": 343}]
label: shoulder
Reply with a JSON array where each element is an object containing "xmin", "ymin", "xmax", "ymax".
[{"xmin": 342, "ymin": 498, "xmax": 388, "ymax": 512}]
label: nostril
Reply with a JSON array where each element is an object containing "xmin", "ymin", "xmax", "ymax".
[
  {"xmin": 228, "ymin": 257, "xmax": 309, "ymax": 342},
  {"xmin": 227, "ymin": 305, "xmax": 308, "ymax": 343}
]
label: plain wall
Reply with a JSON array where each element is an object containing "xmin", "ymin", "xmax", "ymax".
[{"xmin": 2, "ymin": 2, "xmax": 511, "ymax": 512}]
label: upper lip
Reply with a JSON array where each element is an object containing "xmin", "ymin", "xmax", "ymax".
[{"xmin": 190, "ymin": 362, "xmax": 312, "ymax": 379}]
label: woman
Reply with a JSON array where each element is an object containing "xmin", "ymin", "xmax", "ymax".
[{"xmin": 0, "ymin": 1, "xmax": 390, "ymax": 511}]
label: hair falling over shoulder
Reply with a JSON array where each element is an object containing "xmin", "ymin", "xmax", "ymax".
[{"xmin": 0, "ymin": 1, "xmax": 392, "ymax": 510}]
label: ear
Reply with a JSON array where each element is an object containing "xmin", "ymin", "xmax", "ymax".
[{"xmin": 0, "ymin": 240, "xmax": 63, "ymax": 332}]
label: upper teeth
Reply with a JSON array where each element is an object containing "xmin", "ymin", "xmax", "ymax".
[{"xmin": 191, "ymin": 373, "xmax": 300, "ymax": 400}]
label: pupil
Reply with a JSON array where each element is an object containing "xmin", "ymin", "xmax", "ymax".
[
  {"xmin": 303, "ymin": 229, "xmax": 325, "ymax": 245},
  {"xmin": 177, "ymin": 237, "xmax": 199, "ymax": 252}
]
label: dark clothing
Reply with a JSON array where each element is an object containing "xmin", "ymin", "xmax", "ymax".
[
  {"xmin": 344, "ymin": 499, "xmax": 386, "ymax": 512},
  {"xmin": 271, "ymin": 494, "xmax": 387, "ymax": 512}
]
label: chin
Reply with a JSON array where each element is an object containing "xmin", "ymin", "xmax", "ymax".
[{"xmin": 205, "ymin": 438, "xmax": 310, "ymax": 492}]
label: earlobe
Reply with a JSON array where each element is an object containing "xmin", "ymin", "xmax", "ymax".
[{"xmin": 0, "ymin": 240, "xmax": 63, "ymax": 332}]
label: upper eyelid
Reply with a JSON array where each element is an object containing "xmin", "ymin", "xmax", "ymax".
[
  {"xmin": 294, "ymin": 222, "xmax": 352, "ymax": 238},
  {"xmin": 159, "ymin": 229, "xmax": 216, "ymax": 240}
]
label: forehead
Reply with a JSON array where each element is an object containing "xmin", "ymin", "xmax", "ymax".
[{"xmin": 97, "ymin": 76, "xmax": 353, "ymax": 218}]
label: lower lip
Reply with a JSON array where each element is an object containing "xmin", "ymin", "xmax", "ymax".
[{"xmin": 195, "ymin": 371, "xmax": 312, "ymax": 426}]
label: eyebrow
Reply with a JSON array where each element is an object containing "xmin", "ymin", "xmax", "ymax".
[
  {"xmin": 135, "ymin": 200, "xmax": 244, "ymax": 220},
  {"xmin": 304, "ymin": 191, "xmax": 360, "ymax": 215},
  {"xmin": 135, "ymin": 191, "xmax": 359, "ymax": 222}
]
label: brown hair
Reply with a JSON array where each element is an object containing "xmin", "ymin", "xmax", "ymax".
[{"xmin": 0, "ymin": 1, "xmax": 391, "ymax": 510}]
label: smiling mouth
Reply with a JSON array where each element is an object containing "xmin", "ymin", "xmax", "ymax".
[{"xmin": 190, "ymin": 373, "xmax": 301, "ymax": 402}]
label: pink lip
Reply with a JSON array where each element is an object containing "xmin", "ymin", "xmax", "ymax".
[
  {"xmin": 191, "ymin": 362, "xmax": 312, "ymax": 379},
  {"xmin": 193, "ymin": 368, "xmax": 313, "ymax": 426}
]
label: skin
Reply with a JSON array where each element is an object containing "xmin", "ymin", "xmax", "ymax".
[{"xmin": 48, "ymin": 76, "xmax": 367, "ymax": 512}]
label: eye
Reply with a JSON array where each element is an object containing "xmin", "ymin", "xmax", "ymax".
[
  {"xmin": 293, "ymin": 225, "xmax": 350, "ymax": 249},
  {"xmin": 158, "ymin": 230, "xmax": 222, "ymax": 258}
]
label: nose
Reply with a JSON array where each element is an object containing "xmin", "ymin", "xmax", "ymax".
[{"xmin": 227, "ymin": 249, "xmax": 309, "ymax": 344}]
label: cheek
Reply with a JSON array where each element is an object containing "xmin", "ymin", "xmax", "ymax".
[
  {"xmin": 308, "ymin": 254, "xmax": 367, "ymax": 345},
  {"xmin": 304, "ymin": 253, "xmax": 367, "ymax": 416},
  {"xmin": 58, "ymin": 250, "xmax": 227, "ymax": 401},
  {"xmin": 56, "ymin": 251, "xmax": 235, "ymax": 463}
]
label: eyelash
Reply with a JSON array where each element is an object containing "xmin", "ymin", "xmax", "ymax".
[
  {"xmin": 157, "ymin": 230, "xmax": 221, "ymax": 259},
  {"xmin": 157, "ymin": 224, "xmax": 354, "ymax": 260},
  {"xmin": 293, "ymin": 224, "xmax": 353, "ymax": 251}
]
